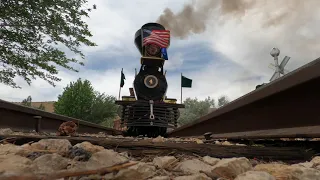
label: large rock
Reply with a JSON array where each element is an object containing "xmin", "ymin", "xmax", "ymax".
[
  {"xmin": 173, "ymin": 159, "xmax": 214, "ymax": 175},
  {"xmin": 153, "ymin": 156, "xmax": 177, "ymax": 169},
  {"xmin": 112, "ymin": 162, "xmax": 156, "ymax": 180},
  {"xmin": 235, "ymin": 171, "xmax": 275, "ymax": 180},
  {"xmin": 211, "ymin": 157, "xmax": 252, "ymax": 179},
  {"xmin": 0, "ymin": 144, "xmax": 27, "ymax": 156},
  {"xmin": 174, "ymin": 173, "xmax": 211, "ymax": 180},
  {"xmin": 74, "ymin": 141, "xmax": 105, "ymax": 153},
  {"xmin": 311, "ymin": 156, "xmax": 320, "ymax": 166},
  {"xmin": 30, "ymin": 139, "xmax": 72, "ymax": 154},
  {"xmin": 0, "ymin": 128, "xmax": 13, "ymax": 135},
  {"xmin": 0, "ymin": 154, "xmax": 34, "ymax": 175},
  {"xmin": 32, "ymin": 153, "xmax": 70, "ymax": 173},
  {"xmin": 86, "ymin": 149, "xmax": 128, "ymax": 170},
  {"xmin": 149, "ymin": 176, "xmax": 171, "ymax": 180},
  {"xmin": 254, "ymin": 163, "xmax": 320, "ymax": 180},
  {"xmin": 291, "ymin": 162, "xmax": 314, "ymax": 168},
  {"xmin": 202, "ymin": 156, "xmax": 220, "ymax": 166}
]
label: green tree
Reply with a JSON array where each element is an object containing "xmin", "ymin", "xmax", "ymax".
[
  {"xmin": 0, "ymin": 0, "xmax": 97, "ymax": 88},
  {"xmin": 54, "ymin": 78, "xmax": 118, "ymax": 127},
  {"xmin": 178, "ymin": 96, "xmax": 215, "ymax": 126},
  {"xmin": 218, "ymin": 95, "xmax": 229, "ymax": 107},
  {"xmin": 87, "ymin": 92, "xmax": 118, "ymax": 125},
  {"xmin": 21, "ymin": 95, "xmax": 46, "ymax": 110},
  {"xmin": 21, "ymin": 95, "xmax": 32, "ymax": 107},
  {"xmin": 54, "ymin": 78, "xmax": 95, "ymax": 120}
]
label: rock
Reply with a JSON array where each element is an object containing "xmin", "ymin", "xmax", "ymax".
[
  {"xmin": 174, "ymin": 173, "xmax": 211, "ymax": 180},
  {"xmin": 149, "ymin": 176, "xmax": 171, "ymax": 180},
  {"xmin": 79, "ymin": 175, "xmax": 105, "ymax": 180},
  {"xmin": 202, "ymin": 156, "xmax": 220, "ymax": 166},
  {"xmin": 311, "ymin": 156, "xmax": 320, "ymax": 166},
  {"xmin": 152, "ymin": 136, "xmax": 165, "ymax": 143},
  {"xmin": 112, "ymin": 162, "xmax": 156, "ymax": 180},
  {"xmin": 211, "ymin": 157, "xmax": 252, "ymax": 179},
  {"xmin": 57, "ymin": 121, "xmax": 78, "ymax": 136},
  {"xmin": 66, "ymin": 146, "xmax": 91, "ymax": 161},
  {"xmin": 30, "ymin": 139, "xmax": 72, "ymax": 154},
  {"xmin": 0, "ymin": 144, "xmax": 26, "ymax": 156},
  {"xmin": 235, "ymin": 171, "xmax": 275, "ymax": 180},
  {"xmin": 153, "ymin": 156, "xmax": 177, "ymax": 169},
  {"xmin": 119, "ymin": 152, "xmax": 130, "ymax": 159},
  {"xmin": 0, "ymin": 154, "xmax": 34, "ymax": 175},
  {"xmin": 254, "ymin": 163, "xmax": 320, "ymax": 180},
  {"xmin": 0, "ymin": 128, "xmax": 13, "ymax": 135},
  {"xmin": 292, "ymin": 162, "xmax": 314, "ymax": 168},
  {"xmin": 174, "ymin": 159, "xmax": 214, "ymax": 175},
  {"xmin": 74, "ymin": 141, "xmax": 105, "ymax": 153},
  {"xmin": 235, "ymin": 143, "xmax": 246, "ymax": 146},
  {"xmin": 221, "ymin": 141, "xmax": 233, "ymax": 146},
  {"xmin": 86, "ymin": 149, "xmax": 128, "ymax": 170},
  {"xmin": 195, "ymin": 139, "xmax": 204, "ymax": 144},
  {"xmin": 32, "ymin": 153, "xmax": 70, "ymax": 173},
  {"xmin": 254, "ymin": 163, "xmax": 290, "ymax": 174}
]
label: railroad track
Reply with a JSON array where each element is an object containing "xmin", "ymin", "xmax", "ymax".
[
  {"xmin": 168, "ymin": 57, "xmax": 320, "ymax": 139},
  {"xmin": 0, "ymin": 99, "xmax": 123, "ymax": 135}
]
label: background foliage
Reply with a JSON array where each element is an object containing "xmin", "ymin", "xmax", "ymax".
[
  {"xmin": 0, "ymin": 0, "xmax": 96, "ymax": 88},
  {"xmin": 178, "ymin": 96, "xmax": 229, "ymax": 126},
  {"xmin": 54, "ymin": 78, "xmax": 118, "ymax": 127}
]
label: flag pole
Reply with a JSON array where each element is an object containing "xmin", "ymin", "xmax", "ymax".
[
  {"xmin": 181, "ymin": 73, "xmax": 182, "ymax": 104},
  {"xmin": 118, "ymin": 68, "xmax": 123, "ymax": 100}
]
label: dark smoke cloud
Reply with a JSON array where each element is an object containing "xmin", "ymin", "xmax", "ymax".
[{"xmin": 156, "ymin": 0, "xmax": 317, "ymax": 39}]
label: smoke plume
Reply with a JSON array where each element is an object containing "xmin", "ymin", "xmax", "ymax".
[{"xmin": 156, "ymin": 0, "xmax": 319, "ymax": 39}]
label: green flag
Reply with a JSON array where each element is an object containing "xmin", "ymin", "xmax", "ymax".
[
  {"xmin": 181, "ymin": 75, "xmax": 192, "ymax": 88},
  {"xmin": 120, "ymin": 69, "xmax": 125, "ymax": 87}
]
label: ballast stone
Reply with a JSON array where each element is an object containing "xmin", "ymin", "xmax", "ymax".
[{"xmin": 235, "ymin": 171, "xmax": 276, "ymax": 180}]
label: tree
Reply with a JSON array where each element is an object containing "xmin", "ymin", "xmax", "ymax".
[
  {"xmin": 38, "ymin": 103, "xmax": 45, "ymax": 110},
  {"xmin": 218, "ymin": 95, "xmax": 229, "ymax": 107},
  {"xmin": 177, "ymin": 95, "xmax": 230, "ymax": 126},
  {"xmin": 21, "ymin": 95, "xmax": 32, "ymax": 107},
  {"xmin": 21, "ymin": 95, "xmax": 45, "ymax": 110},
  {"xmin": 54, "ymin": 78, "xmax": 118, "ymax": 127},
  {"xmin": 87, "ymin": 92, "xmax": 118, "ymax": 124},
  {"xmin": 0, "ymin": 0, "xmax": 97, "ymax": 88},
  {"xmin": 178, "ymin": 96, "xmax": 215, "ymax": 126},
  {"xmin": 54, "ymin": 78, "xmax": 95, "ymax": 120}
]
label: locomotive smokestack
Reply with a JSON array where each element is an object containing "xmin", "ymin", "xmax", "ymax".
[{"xmin": 134, "ymin": 23, "xmax": 167, "ymax": 56}]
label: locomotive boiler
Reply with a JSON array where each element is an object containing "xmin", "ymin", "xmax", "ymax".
[{"xmin": 115, "ymin": 23, "xmax": 185, "ymax": 137}]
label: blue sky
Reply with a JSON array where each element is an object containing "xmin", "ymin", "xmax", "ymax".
[{"xmin": 1, "ymin": 0, "xmax": 319, "ymax": 104}]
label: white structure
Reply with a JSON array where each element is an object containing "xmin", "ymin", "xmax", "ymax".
[{"xmin": 269, "ymin": 47, "xmax": 290, "ymax": 82}]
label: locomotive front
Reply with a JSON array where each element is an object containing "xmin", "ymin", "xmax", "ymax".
[
  {"xmin": 115, "ymin": 23, "xmax": 185, "ymax": 137},
  {"xmin": 133, "ymin": 23, "xmax": 168, "ymax": 101}
]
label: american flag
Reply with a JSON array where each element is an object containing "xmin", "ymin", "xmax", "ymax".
[{"xmin": 142, "ymin": 29, "xmax": 170, "ymax": 48}]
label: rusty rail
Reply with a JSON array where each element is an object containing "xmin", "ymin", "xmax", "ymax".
[
  {"xmin": 0, "ymin": 99, "xmax": 123, "ymax": 135},
  {"xmin": 168, "ymin": 57, "xmax": 320, "ymax": 137}
]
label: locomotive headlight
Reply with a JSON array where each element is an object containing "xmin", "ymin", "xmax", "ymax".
[
  {"xmin": 145, "ymin": 44, "xmax": 161, "ymax": 56},
  {"xmin": 144, "ymin": 75, "xmax": 158, "ymax": 88}
]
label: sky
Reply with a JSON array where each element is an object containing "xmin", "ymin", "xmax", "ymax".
[{"xmin": 1, "ymin": 0, "xmax": 320, "ymax": 105}]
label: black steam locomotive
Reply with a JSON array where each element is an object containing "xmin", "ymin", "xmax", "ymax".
[{"xmin": 115, "ymin": 23, "xmax": 185, "ymax": 137}]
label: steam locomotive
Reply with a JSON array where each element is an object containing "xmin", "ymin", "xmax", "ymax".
[{"xmin": 115, "ymin": 23, "xmax": 185, "ymax": 137}]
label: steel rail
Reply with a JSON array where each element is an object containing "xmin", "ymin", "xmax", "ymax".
[
  {"xmin": 168, "ymin": 57, "xmax": 320, "ymax": 137},
  {"xmin": 0, "ymin": 99, "xmax": 123, "ymax": 135}
]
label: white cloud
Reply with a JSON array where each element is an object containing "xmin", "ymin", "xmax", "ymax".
[
  {"xmin": 164, "ymin": 52, "xmax": 184, "ymax": 70},
  {"xmin": 1, "ymin": 0, "xmax": 320, "ymax": 106}
]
